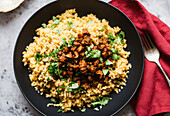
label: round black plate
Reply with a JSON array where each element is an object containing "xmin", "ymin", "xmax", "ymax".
[{"xmin": 14, "ymin": 0, "xmax": 144, "ymax": 115}]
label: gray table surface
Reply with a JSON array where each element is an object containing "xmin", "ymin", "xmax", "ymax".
[{"xmin": 0, "ymin": 0, "xmax": 170, "ymax": 116}]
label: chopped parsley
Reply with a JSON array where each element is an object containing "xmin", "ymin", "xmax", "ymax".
[
  {"xmin": 60, "ymin": 85, "xmax": 66, "ymax": 88},
  {"xmin": 61, "ymin": 38, "xmax": 67, "ymax": 47},
  {"xmin": 35, "ymin": 53, "xmax": 42, "ymax": 63},
  {"xmin": 50, "ymin": 19, "xmax": 62, "ymax": 29},
  {"xmin": 118, "ymin": 31, "xmax": 125, "ymax": 40},
  {"xmin": 67, "ymin": 21, "xmax": 76, "ymax": 29},
  {"xmin": 94, "ymin": 107, "xmax": 99, "ymax": 111},
  {"xmin": 66, "ymin": 82, "xmax": 79, "ymax": 91},
  {"xmin": 110, "ymin": 48, "xmax": 119, "ymax": 54},
  {"xmin": 116, "ymin": 81, "xmax": 120, "ymax": 85},
  {"xmin": 87, "ymin": 44, "xmax": 94, "ymax": 51},
  {"xmin": 42, "ymin": 23, "xmax": 47, "ymax": 28},
  {"xmin": 85, "ymin": 50, "xmax": 101, "ymax": 58},
  {"xmin": 71, "ymin": 109, "xmax": 74, "ymax": 112},
  {"xmin": 102, "ymin": 69, "xmax": 109, "ymax": 76},
  {"xmin": 50, "ymin": 98, "xmax": 56, "ymax": 103},
  {"xmin": 56, "ymin": 90, "xmax": 60, "ymax": 93},
  {"xmin": 52, "ymin": 16, "xmax": 57, "ymax": 21},
  {"xmin": 44, "ymin": 54, "xmax": 48, "ymax": 58},
  {"xmin": 81, "ymin": 107, "xmax": 86, "ymax": 112},
  {"xmin": 48, "ymin": 61, "xmax": 59, "ymax": 76},
  {"xmin": 100, "ymin": 57, "xmax": 103, "ymax": 62},
  {"xmin": 107, "ymin": 32, "xmax": 117, "ymax": 40},
  {"xmin": 112, "ymin": 54, "xmax": 120, "ymax": 60},
  {"xmin": 68, "ymin": 38, "xmax": 75, "ymax": 47},
  {"xmin": 105, "ymin": 59, "xmax": 113, "ymax": 65},
  {"xmin": 58, "ymin": 108, "xmax": 64, "ymax": 112},
  {"xmin": 47, "ymin": 77, "xmax": 50, "ymax": 81},
  {"xmin": 46, "ymin": 46, "xmax": 49, "ymax": 49},
  {"xmin": 43, "ymin": 73, "xmax": 46, "ymax": 76},
  {"xmin": 91, "ymin": 97, "xmax": 109, "ymax": 107},
  {"xmin": 100, "ymin": 27, "xmax": 105, "ymax": 31}
]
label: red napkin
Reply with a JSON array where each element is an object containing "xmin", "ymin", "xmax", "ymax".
[{"xmin": 108, "ymin": 0, "xmax": 170, "ymax": 116}]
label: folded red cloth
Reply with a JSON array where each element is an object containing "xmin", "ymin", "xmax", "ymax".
[{"xmin": 109, "ymin": 0, "xmax": 170, "ymax": 116}]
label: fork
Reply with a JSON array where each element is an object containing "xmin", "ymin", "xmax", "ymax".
[{"xmin": 142, "ymin": 32, "xmax": 170, "ymax": 87}]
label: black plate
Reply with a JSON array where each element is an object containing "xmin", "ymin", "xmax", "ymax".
[{"xmin": 13, "ymin": 0, "xmax": 144, "ymax": 115}]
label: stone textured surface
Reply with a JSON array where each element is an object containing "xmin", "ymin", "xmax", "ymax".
[{"xmin": 0, "ymin": 0, "xmax": 169, "ymax": 116}]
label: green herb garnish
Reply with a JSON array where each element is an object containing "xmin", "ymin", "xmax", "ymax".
[
  {"xmin": 108, "ymin": 32, "xmax": 117, "ymax": 40},
  {"xmin": 58, "ymin": 108, "xmax": 64, "ymax": 112},
  {"xmin": 61, "ymin": 38, "xmax": 67, "ymax": 47},
  {"xmin": 94, "ymin": 107, "xmax": 99, "ymax": 111},
  {"xmin": 102, "ymin": 69, "xmax": 109, "ymax": 76},
  {"xmin": 56, "ymin": 90, "xmax": 61, "ymax": 93},
  {"xmin": 91, "ymin": 97, "xmax": 109, "ymax": 107},
  {"xmin": 112, "ymin": 54, "xmax": 120, "ymax": 60},
  {"xmin": 81, "ymin": 108, "xmax": 86, "ymax": 112},
  {"xmin": 118, "ymin": 31, "xmax": 125, "ymax": 40},
  {"xmin": 105, "ymin": 59, "xmax": 113, "ymax": 65},
  {"xmin": 86, "ymin": 50, "xmax": 101, "ymax": 58},
  {"xmin": 35, "ymin": 53, "xmax": 42, "ymax": 63},
  {"xmin": 100, "ymin": 27, "xmax": 105, "ymax": 31},
  {"xmin": 52, "ymin": 16, "xmax": 57, "ymax": 21},
  {"xmin": 71, "ymin": 109, "xmax": 74, "ymax": 112},
  {"xmin": 60, "ymin": 85, "xmax": 66, "ymax": 88},
  {"xmin": 67, "ymin": 21, "xmax": 76, "ymax": 29},
  {"xmin": 68, "ymin": 38, "xmax": 75, "ymax": 47},
  {"xmin": 42, "ymin": 23, "xmax": 47, "ymax": 28},
  {"xmin": 116, "ymin": 81, "xmax": 120, "ymax": 85},
  {"xmin": 50, "ymin": 19, "xmax": 62, "ymax": 29},
  {"xmin": 51, "ymin": 98, "xmax": 56, "ymax": 103}
]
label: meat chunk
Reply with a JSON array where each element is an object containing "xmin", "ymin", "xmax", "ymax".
[
  {"xmin": 71, "ymin": 47, "xmax": 76, "ymax": 51},
  {"xmin": 94, "ymin": 59, "xmax": 99, "ymax": 66},
  {"xmin": 79, "ymin": 60, "xmax": 87, "ymax": 73},
  {"xmin": 66, "ymin": 52, "xmax": 73, "ymax": 58},
  {"xmin": 74, "ymin": 51, "xmax": 79, "ymax": 58},
  {"xmin": 104, "ymin": 77, "xmax": 109, "ymax": 84},
  {"xmin": 59, "ymin": 56, "xmax": 66, "ymax": 62},
  {"xmin": 82, "ymin": 83, "xmax": 90, "ymax": 90},
  {"xmin": 82, "ymin": 28, "xmax": 90, "ymax": 35},
  {"xmin": 102, "ymin": 52, "xmax": 107, "ymax": 59},
  {"xmin": 96, "ymin": 70, "xmax": 103, "ymax": 79},
  {"xmin": 63, "ymin": 47, "xmax": 69, "ymax": 52},
  {"xmin": 74, "ymin": 42, "xmax": 81, "ymax": 46},
  {"xmin": 83, "ymin": 37, "xmax": 92, "ymax": 44},
  {"xmin": 78, "ymin": 34, "xmax": 83, "ymax": 38},
  {"xmin": 62, "ymin": 70, "xmax": 67, "ymax": 76},
  {"xmin": 88, "ymin": 76, "xmax": 92, "ymax": 81},
  {"xmin": 72, "ymin": 65, "xmax": 79, "ymax": 69},
  {"xmin": 77, "ymin": 46, "xmax": 84, "ymax": 52},
  {"xmin": 90, "ymin": 65, "xmax": 97, "ymax": 73},
  {"xmin": 76, "ymin": 81, "xmax": 81, "ymax": 86},
  {"xmin": 99, "ymin": 44, "xmax": 105, "ymax": 50},
  {"xmin": 80, "ymin": 52, "xmax": 85, "ymax": 57}
]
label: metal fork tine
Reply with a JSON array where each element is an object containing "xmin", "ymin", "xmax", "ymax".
[
  {"xmin": 143, "ymin": 33, "xmax": 151, "ymax": 50},
  {"xmin": 142, "ymin": 35, "xmax": 149, "ymax": 50},
  {"xmin": 145, "ymin": 32, "xmax": 155, "ymax": 48}
]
